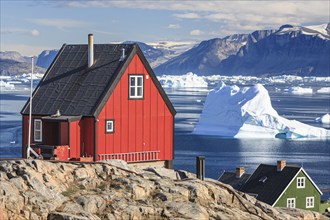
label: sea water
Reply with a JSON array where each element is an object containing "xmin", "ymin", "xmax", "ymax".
[
  {"xmin": 166, "ymin": 84, "xmax": 330, "ymax": 200},
  {"xmin": 0, "ymin": 83, "xmax": 329, "ymax": 199}
]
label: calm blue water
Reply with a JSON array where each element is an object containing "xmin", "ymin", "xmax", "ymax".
[
  {"xmin": 165, "ymin": 85, "xmax": 330, "ymax": 200},
  {"xmin": 1, "ymin": 83, "xmax": 329, "ymax": 199}
]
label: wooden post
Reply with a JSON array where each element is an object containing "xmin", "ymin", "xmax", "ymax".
[{"xmin": 196, "ymin": 156, "xmax": 205, "ymax": 180}]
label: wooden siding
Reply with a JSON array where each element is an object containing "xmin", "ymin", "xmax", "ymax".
[{"xmin": 96, "ymin": 54, "xmax": 173, "ymax": 161}]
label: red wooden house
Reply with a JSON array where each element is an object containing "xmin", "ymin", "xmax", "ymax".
[{"xmin": 21, "ymin": 34, "xmax": 176, "ymax": 168}]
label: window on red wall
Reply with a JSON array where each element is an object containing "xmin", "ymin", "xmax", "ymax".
[
  {"xmin": 34, "ymin": 119, "xmax": 42, "ymax": 142},
  {"xmin": 106, "ymin": 120, "xmax": 114, "ymax": 133},
  {"xmin": 129, "ymin": 75, "xmax": 144, "ymax": 99}
]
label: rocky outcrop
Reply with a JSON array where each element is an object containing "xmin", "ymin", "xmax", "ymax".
[{"xmin": 0, "ymin": 159, "xmax": 328, "ymax": 220}]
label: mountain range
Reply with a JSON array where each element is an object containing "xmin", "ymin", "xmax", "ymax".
[
  {"xmin": 1, "ymin": 23, "xmax": 329, "ymax": 77},
  {"xmin": 155, "ymin": 23, "xmax": 330, "ymax": 76}
]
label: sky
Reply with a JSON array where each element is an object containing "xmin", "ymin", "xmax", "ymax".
[{"xmin": 1, "ymin": 0, "xmax": 329, "ymax": 56}]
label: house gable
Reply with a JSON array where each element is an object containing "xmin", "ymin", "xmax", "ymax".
[
  {"xmin": 274, "ymin": 169, "xmax": 322, "ymax": 212},
  {"xmin": 92, "ymin": 44, "xmax": 176, "ymax": 118}
]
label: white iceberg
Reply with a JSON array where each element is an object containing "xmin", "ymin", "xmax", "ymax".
[
  {"xmin": 193, "ymin": 82, "xmax": 330, "ymax": 139},
  {"xmin": 288, "ymin": 86, "xmax": 313, "ymax": 94},
  {"xmin": 158, "ymin": 72, "xmax": 208, "ymax": 88},
  {"xmin": 315, "ymin": 114, "xmax": 330, "ymax": 125},
  {"xmin": 0, "ymin": 80, "xmax": 15, "ymax": 89},
  {"xmin": 316, "ymin": 87, "xmax": 330, "ymax": 94}
]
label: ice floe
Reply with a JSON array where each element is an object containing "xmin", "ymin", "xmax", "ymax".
[
  {"xmin": 158, "ymin": 72, "xmax": 208, "ymax": 88},
  {"xmin": 193, "ymin": 82, "xmax": 330, "ymax": 139},
  {"xmin": 316, "ymin": 87, "xmax": 330, "ymax": 94},
  {"xmin": 315, "ymin": 114, "xmax": 330, "ymax": 124},
  {"xmin": 288, "ymin": 86, "xmax": 313, "ymax": 94}
]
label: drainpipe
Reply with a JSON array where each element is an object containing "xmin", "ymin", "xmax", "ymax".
[{"xmin": 94, "ymin": 118, "xmax": 98, "ymax": 161}]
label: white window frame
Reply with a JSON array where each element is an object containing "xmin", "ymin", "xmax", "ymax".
[
  {"xmin": 297, "ymin": 177, "xmax": 305, "ymax": 188},
  {"xmin": 129, "ymin": 75, "xmax": 144, "ymax": 99},
  {"xmin": 33, "ymin": 119, "xmax": 42, "ymax": 142},
  {"xmin": 287, "ymin": 198, "xmax": 296, "ymax": 208},
  {"xmin": 306, "ymin": 197, "xmax": 314, "ymax": 208},
  {"xmin": 106, "ymin": 120, "xmax": 114, "ymax": 133}
]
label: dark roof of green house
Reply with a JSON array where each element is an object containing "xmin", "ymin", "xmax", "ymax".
[
  {"xmin": 240, "ymin": 164, "xmax": 322, "ymax": 206},
  {"xmin": 218, "ymin": 172, "xmax": 251, "ymax": 190},
  {"xmin": 21, "ymin": 43, "xmax": 176, "ymax": 117}
]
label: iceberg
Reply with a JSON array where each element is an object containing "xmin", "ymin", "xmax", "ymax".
[
  {"xmin": 193, "ymin": 82, "xmax": 330, "ymax": 139},
  {"xmin": 316, "ymin": 87, "xmax": 330, "ymax": 94},
  {"xmin": 288, "ymin": 86, "xmax": 313, "ymax": 94},
  {"xmin": 0, "ymin": 80, "xmax": 15, "ymax": 90},
  {"xmin": 158, "ymin": 72, "xmax": 208, "ymax": 88},
  {"xmin": 315, "ymin": 114, "xmax": 330, "ymax": 124}
]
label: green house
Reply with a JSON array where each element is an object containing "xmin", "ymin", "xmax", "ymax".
[{"xmin": 240, "ymin": 160, "xmax": 325, "ymax": 212}]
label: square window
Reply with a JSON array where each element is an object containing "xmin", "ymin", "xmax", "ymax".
[
  {"xmin": 297, "ymin": 177, "xmax": 305, "ymax": 188},
  {"xmin": 306, "ymin": 197, "xmax": 314, "ymax": 208},
  {"xmin": 287, "ymin": 198, "xmax": 296, "ymax": 208},
  {"xmin": 106, "ymin": 120, "xmax": 114, "ymax": 133},
  {"xmin": 34, "ymin": 119, "xmax": 42, "ymax": 142},
  {"xmin": 129, "ymin": 75, "xmax": 144, "ymax": 99}
]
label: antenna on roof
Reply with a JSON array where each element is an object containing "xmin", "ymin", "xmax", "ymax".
[{"xmin": 120, "ymin": 48, "xmax": 126, "ymax": 61}]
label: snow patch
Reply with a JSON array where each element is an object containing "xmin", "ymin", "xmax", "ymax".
[{"xmin": 194, "ymin": 82, "xmax": 330, "ymax": 139}]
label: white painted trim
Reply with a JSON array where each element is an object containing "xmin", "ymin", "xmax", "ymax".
[
  {"xmin": 129, "ymin": 75, "xmax": 144, "ymax": 98},
  {"xmin": 306, "ymin": 196, "xmax": 314, "ymax": 208},
  {"xmin": 297, "ymin": 177, "xmax": 306, "ymax": 188},
  {"xmin": 287, "ymin": 198, "xmax": 296, "ymax": 208},
  {"xmin": 272, "ymin": 167, "xmax": 323, "ymax": 206},
  {"xmin": 33, "ymin": 119, "xmax": 42, "ymax": 142},
  {"xmin": 301, "ymin": 168, "xmax": 323, "ymax": 195}
]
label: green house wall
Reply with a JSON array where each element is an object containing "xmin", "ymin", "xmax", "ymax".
[{"xmin": 275, "ymin": 171, "xmax": 321, "ymax": 212}]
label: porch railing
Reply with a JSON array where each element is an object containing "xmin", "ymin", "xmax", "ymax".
[{"xmin": 98, "ymin": 151, "xmax": 160, "ymax": 162}]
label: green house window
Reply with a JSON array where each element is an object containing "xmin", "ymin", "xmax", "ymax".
[
  {"xmin": 306, "ymin": 197, "xmax": 314, "ymax": 208},
  {"xmin": 297, "ymin": 177, "xmax": 305, "ymax": 188},
  {"xmin": 287, "ymin": 198, "xmax": 295, "ymax": 208}
]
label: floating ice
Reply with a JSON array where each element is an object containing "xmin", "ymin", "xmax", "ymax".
[
  {"xmin": 316, "ymin": 87, "xmax": 330, "ymax": 94},
  {"xmin": 288, "ymin": 86, "xmax": 313, "ymax": 94},
  {"xmin": 0, "ymin": 80, "xmax": 15, "ymax": 89},
  {"xmin": 315, "ymin": 114, "xmax": 330, "ymax": 125},
  {"xmin": 194, "ymin": 82, "xmax": 330, "ymax": 139},
  {"xmin": 158, "ymin": 72, "xmax": 208, "ymax": 88}
]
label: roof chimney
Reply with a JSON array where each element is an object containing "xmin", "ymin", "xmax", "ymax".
[
  {"xmin": 88, "ymin": 34, "xmax": 94, "ymax": 67},
  {"xmin": 236, "ymin": 167, "xmax": 245, "ymax": 178},
  {"xmin": 277, "ymin": 160, "xmax": 286, "ymax": 171}
]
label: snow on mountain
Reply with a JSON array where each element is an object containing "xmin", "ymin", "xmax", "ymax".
[
  {"xmin": 0, "ymin": 51, "xmax": 31, "ymax": 63},
  {"xmin": 36, "ymin": 50, "xmax": 58, "ymax": 69},
  {"xmin": 155, "ymin": 34, "xmax": 248, "ymax": 75},
  {"xmin": 156, "ymin": 23, "xmax": 330, "ymax": 76},
  {"xmin": 125, "ymin": 41, "xmax": 196, "ymax": 67},
  {"xmin": 158, "ymin": 72, "xmax": 208, "ymax": 88},
  {"xmin": 193, "ymin": 82, "xmax": 330, "ymax": 139}
]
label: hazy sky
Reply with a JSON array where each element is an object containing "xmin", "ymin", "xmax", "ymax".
[{"xmin": 1, "ymin": 0, "xmax": 329, "ymax": 56}]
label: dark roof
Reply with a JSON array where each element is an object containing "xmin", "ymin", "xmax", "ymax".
[
  {"xmin": 240, "ymin": 164, "xmax": 301, "ymax": 205},
  {"xmin": 21, "ymin": 43, "xmax": 176, "ymax": 117},
  {"xmin": 218, "ymin": 172, "xmax": 251, "ymax": 190}
]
